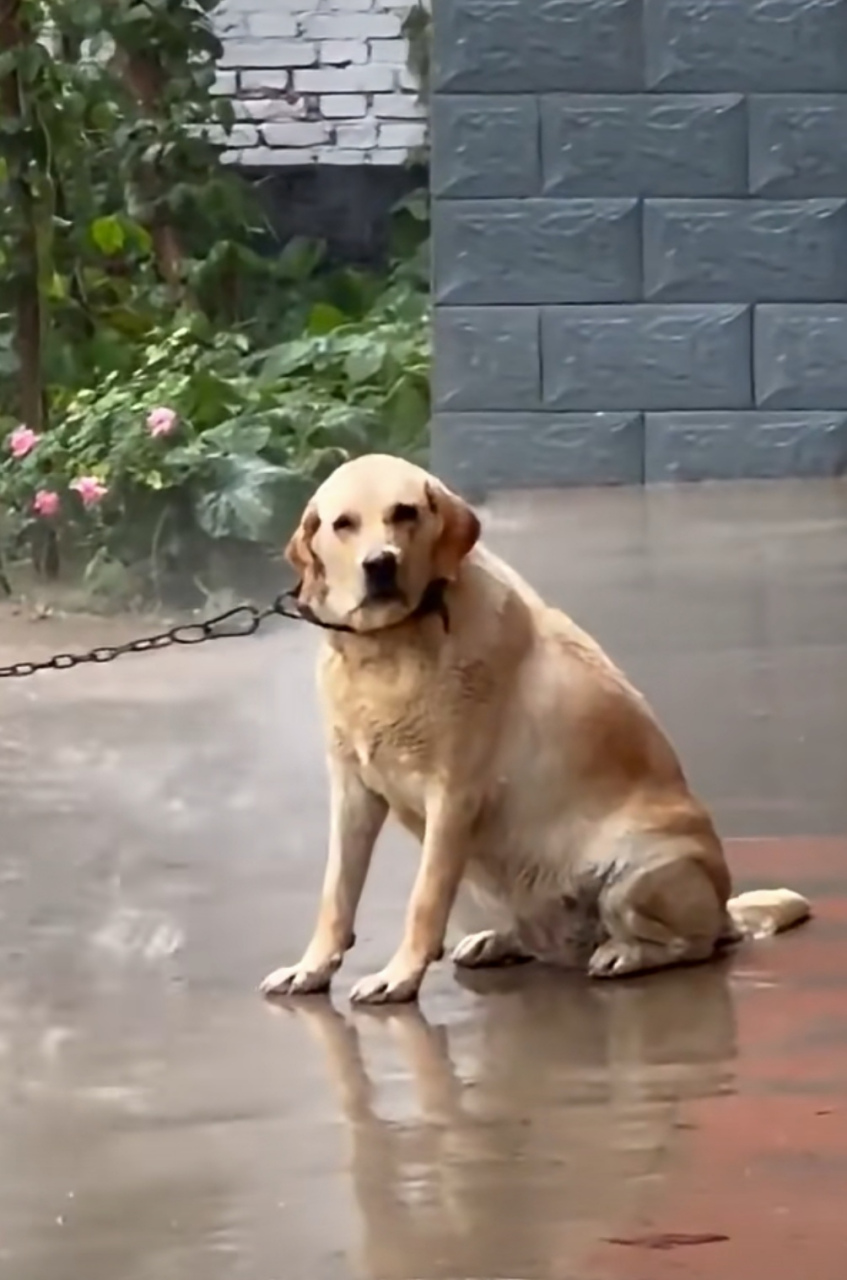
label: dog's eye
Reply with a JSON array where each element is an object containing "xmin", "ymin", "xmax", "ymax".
[
  {"xmin": 389, "ymin": 503, "xmax": 418, "ymax": 524},
  {"xmin": 332, "ymin": 513, "xmax": 357, "ymax": 534}
]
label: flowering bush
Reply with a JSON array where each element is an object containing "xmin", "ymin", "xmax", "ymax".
[
  {"xmin": 8, "ymin": 427, "xmax": 40, "ymax": 460},
  {"xmin": 0, "ymin": 275, "xmax": 430, "ymax": 597}
]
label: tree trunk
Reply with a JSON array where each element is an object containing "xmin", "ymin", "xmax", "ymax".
[
  {"xmin": 114, "ymin": 47, "xmax": 187, "ymax": 295},
  {"xmin": 0, "ymin": 0, "xmax": 44, "ymax": 431}
]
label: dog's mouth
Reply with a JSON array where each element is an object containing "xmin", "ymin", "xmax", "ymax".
[
  {"xmin": 362, "ymin": 583, "xmax": 406, "ymax": 606},
  {"xmin": 287, "ymin": 577, "xmax": 449, "ymax": 635}
]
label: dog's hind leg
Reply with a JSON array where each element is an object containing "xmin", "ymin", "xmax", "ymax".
[{"xmin": 588, "ymin": 855, "xmax": 725, "ymax": 980}]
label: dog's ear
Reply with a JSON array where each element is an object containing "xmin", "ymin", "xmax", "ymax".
[
  {"xmin": 285, "ymin": 503, "xmax": 321, "ymax": 589},
  {"xmin": 426, "ymin": 481, "xmax": 481, "ymax": 581}
]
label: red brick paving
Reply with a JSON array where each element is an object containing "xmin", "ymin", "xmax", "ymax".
[{"xmin": 589, "ymin": 838, "xmax": 847, "ymax": 1280}]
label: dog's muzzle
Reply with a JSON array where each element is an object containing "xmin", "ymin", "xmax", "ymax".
[{"xmin": 362, "ymin": 550, "xmax": 403, "ymax": 603}]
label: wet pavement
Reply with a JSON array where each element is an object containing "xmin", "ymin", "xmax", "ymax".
[{"xmin": 1, "ymin": 478, "xmax": 847, "ymax": 1280}]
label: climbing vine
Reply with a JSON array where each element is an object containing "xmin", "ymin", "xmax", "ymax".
[
  {"xmin": 402, "ymin": 0, "xmax": 431, "ymax": 167},
  {"xmin": 0, "ymin": 0, "xmax": 238, "ymax": 427},
  {"xmin": 402, "ymin": 1, "xmax": 431, "ymax": 105}
]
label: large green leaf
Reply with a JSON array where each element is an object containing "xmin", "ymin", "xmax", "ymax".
[
  {"xmin": 195, "ymin": 458, "xmax": 275, "ymax": 542},
  {"xmin": 392, "ymin": 188, "xmax": 429, "ymax": 223},
  {"xmin": 382, "ymin": 374, "xmax": 430, "ymax": 448},
  {"xmin": 259, "ymin": 338, "xmax": 317, "ymax": 381},
  {"xmin": 276, "ymin": 236, "xmax": 326, "ymax": 283},
  {"xmin": 322, "ymin": 268, "xmax": 381, "ymax": 320},
  {"xmin": 90, "ymin": 215, "xmax": 126, "ymax": 256},
  {"xmin": 307, "ymin": 302, "xmax": 347, "ymax": 336},
  {"xmin": 185, "ymin": 369, "xmax": 245, "ymax": 425},
  {"xmin": 193, "ymin": 456, "xmax": 305, "ymax": 543},
  {"xmin": 202, "ymin": 420, "xmax": 272, "ymax": 455},
  {"xmin": 344, "ymin": 341, "xmax": 386, "ymax": 385}
]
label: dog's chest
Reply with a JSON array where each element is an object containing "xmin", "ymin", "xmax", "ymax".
[{"xmin": 323, "ymin": 651, "xmax": 440, "ymax": 816}]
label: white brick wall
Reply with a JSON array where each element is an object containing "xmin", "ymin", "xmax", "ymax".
[{"xmin": 214, "ymin": 1, "xmax": 428, "ymax": 166}]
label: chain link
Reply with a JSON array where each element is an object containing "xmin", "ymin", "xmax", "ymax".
[{"xmin": 0, "ymin": 594, "xmax": 304, "ymax": 680}]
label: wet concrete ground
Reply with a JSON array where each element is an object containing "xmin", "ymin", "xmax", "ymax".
[{"xmin": 1, "ymin": 478, "xmax": 847, "ymax": 1280}]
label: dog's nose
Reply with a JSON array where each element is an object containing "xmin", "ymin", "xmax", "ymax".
[{"xmin": 363, "ymin": 550, "xmax": 399, "ymax": 595}]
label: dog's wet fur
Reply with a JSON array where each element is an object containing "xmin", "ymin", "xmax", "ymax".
[{"xmin": 261, "ymin": 454, "xmax": 811, "ymax": 1005}]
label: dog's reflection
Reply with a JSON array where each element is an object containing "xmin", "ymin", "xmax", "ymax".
[{"xmin": 282, "ymin": 962, "xmax": 737, "ymax": 1280}]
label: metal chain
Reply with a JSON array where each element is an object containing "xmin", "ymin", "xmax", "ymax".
[{"xmin": 0, "ymin": 594, "xmax": 304, "ymax": 680}]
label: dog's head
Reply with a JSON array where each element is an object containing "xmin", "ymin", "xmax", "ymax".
[{"xmin": 285, "ymin": 454, "xmax": 481, "ymax": 633}]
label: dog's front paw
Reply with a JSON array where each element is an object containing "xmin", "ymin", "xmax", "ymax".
[
  {"xmin": 349, "ymin": 959, "xmax": 425, "ymax": 1006},
  {"xmin": 260, "ymin": 957, "xmax": 338, "ymax": 998}
]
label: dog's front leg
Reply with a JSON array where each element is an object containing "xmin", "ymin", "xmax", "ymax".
[
  {"xmin": 261, "ymin": 757, "xmax": 387, "ymax": 997},
  {"xmin": 350, "ymin": 789, "xmax": 472, "ymax": 1005}
]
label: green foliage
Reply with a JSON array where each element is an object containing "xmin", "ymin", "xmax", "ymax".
[
  {"xmin": 0, "ymin": 0, "xmax": 245, "ymax": 405},
  {"xmin": 0, "ymin": 263, "xmax": 430, "ymax": 592},
  {"xmin": 0, "ymin": 0, "xmax": 432, "ymax": 601}
]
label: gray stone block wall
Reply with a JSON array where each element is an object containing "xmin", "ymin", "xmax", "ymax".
[{"xmin": 430, "ymin": 0, "xmax": 847, "ymax": 488}]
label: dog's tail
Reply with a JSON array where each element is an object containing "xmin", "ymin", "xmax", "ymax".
[{"xmin": 726, "ymin": 888, "xmax": 811, "ymax": 940}]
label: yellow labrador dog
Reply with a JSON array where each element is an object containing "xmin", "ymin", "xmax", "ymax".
[{"xmin": 262, "ymin": 454, "xmax": 810, "ymax": 1005}]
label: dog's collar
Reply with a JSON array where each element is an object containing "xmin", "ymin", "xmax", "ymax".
[
  {"xmin": 280, "ymin": 577, "xmax": 450, "ymax": 636},
  {"xmin": 412, "ymin": 577, "xmax": 451, "ymax": 632}
]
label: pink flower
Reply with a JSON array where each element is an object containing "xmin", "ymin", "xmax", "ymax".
[
  {"xmin": 32, "ymin": 489, "xmax": 60, "ymax": 518},
  {"xmin": 8, "ymin": 425, "xmax": 40, "ymax": 459},
  {"xmin": 146, "ymin": 406, "xmax": 178, "ymax": 438},
  {"xmin": 70, "ymin": 475, "xmax": 109, "ymax": 508}
]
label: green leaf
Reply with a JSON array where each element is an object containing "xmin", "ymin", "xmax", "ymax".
[
  {"xmin": 392, "ymin": 188, "xmax": 429, "ymax": 222},
  {"xmin": 101, "ymin": 306, "xmax": 157, "ymax": 339},
  {"xmin": 195, "ymin": 477, "xmax": 270, "ymax": 543},
  {"xmin": 184, "ymin": 368, "xmax": 243, "ymax": 426},
  {"xmin": 89, "ymin": 99, "xmax": 117, "ymax": 131},
  {"xmin": 90, "ymin": 215, "xmax": 126, "ymax": 256},
  {"xmin": 164, "ymin": 444, "xmax": 203, "ymax": 469},
  {"xmin": 321, "ymin": 267, "xmax": 380, "ymax": 321},
  {"xmin": 344, "ymin": 342, "xmax": 386, "ymax": 385},
  {"xmin": 47, "ymin": 273, "xmax": 68, "ymax": 300},
  {"xmin": 213, "ymin": 98, "xmax": 236, "ymax": 130},
  {"xmin": 194, "ymin": 456, "xmax": 301, "ymax": 543},
  {"xmin": 382, "ymin": 374, "xmax": 430, "ymax": 445},
  {"xmin": 258, "ymin": 339, "xmax": 316, "ymax": 381},
  {"xmin": 305, "ymin": 404, "xmax": 379, "ymax": 455},
  {"xmin": 124, "ymin": 219, "xmax": 153, "ymax": 255},
  {"xmin": 276, "ymin": 236, "xmax": 326, "ymax": 283},
  {"xmin": 122, "ymin": 2, "xmax": 157, "ymax": 23},
  {"xmin": 307, "ymin": 302, "xmax": 347, "ymax": 336},
  {"xmin": 202, "ymin": 421, "xmax": 272, "ymax": 456},
  {"xmin": 390, "ymin": 209, "xmax": 429, "ymax": 262},
  {"xmin": 0, "ymin": 345, "xmax": 20, "ymax": 377}
]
